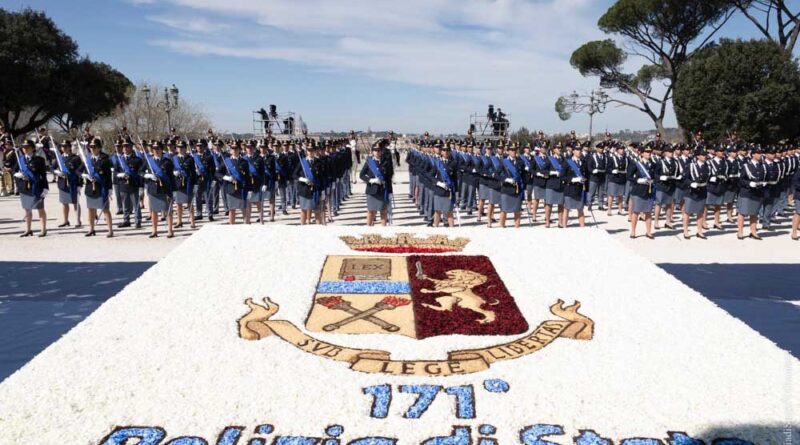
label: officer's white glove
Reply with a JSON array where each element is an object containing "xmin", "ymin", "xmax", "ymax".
[
  {"xmin": 54, "ymin": 169, "xmax": 64, "ymax": 177},
  {"xmin": 116, "ymin": 173, "xmax": 126, "ymax": 179},
  {"xmin": 549, "ymin": 170, "xmax": 559, "ymax": 176},
  {"xmin": 592, "ymin": 169, "xmax": 599, "ymax": 174},
  {"xmin": 710, "ymin": 176, "xmax": 717, "ymax": 183},
  {"xmin": 223, "ymin": 175, "xmax": 233, "ymax": 182},
  {"xmin": 368, "ymin": 178, "xmax": 381, "ymax": 185},
  {"xmin": 504, "ymin": 178, "xmax": 516, "ymax": 184},
  {"xmin": 571, "ymin": 177, "xmax": 583, "ymax": 183},
  {"xmin": 144, "ymin": 173, "xmax": 156, "ymax": 180},
  {"xmin": 525, "ymin": 166, "xmax": 530, "ymax": 172},
  {"xmin": 471, "ymin": 169, "xmax": 477, "ymax": 173},
  {"xmin": 173, "ymin": 171, "xmax": 181, "ymax": 177},
  {"xmin": 659, "ymin": 175, "xmax": 668, "ymax": 181},
  {"xmin": 13, "ymin": 172, "xmax": 24, "ymax": 179},
  {"xmin": 261, "ymin": 185, "xmax": 267, "ymax": 192},
  {"xmin": 760, "ymin": 181, "xmax": 768, "ymax": 187},
  {"xmin": 690, "ymin": 182, "xmax": 698, "ymax": 189},
  {"xmin": 675, "ymin": 175, "xmax": 683, "ymax": 181},
  {"xmin": 436, "ymin": 181, "xmax": 449, "ymax": 189},
  {"xmin": 749, "ymin": 181, "xmax": 758, "ymax": 188},
  {"xmin": 298, "ymin": 177, "xmax": 311, "ymax": 184},
  {"xmin": 612, "ymin": 169, "xmax": 619, "ymax": 174},
  {"xmin": 637, "ymin": 178, "xmax": 649, "ymax": 185},
  {"xmin": 81, "ymin": 173, "xmax": 94, "ymax": 182}
]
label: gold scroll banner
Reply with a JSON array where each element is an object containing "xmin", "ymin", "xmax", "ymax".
[{"xmin": 238, "ymin": 298, "xmax": 594, "ymax": 377}]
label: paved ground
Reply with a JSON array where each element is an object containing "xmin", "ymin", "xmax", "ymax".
[{"xmin": 1, "ymin": 164, "xmax": 798, "ymax": 381}]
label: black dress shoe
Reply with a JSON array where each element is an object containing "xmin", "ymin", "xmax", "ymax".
[
  {"xmin": 135, "ymin": 223, "xmax": 142, "ymax": 229},
  {"xmin": 106, "ymin": 232, "xmax": 114, "ymax": 238},
  {"xmin": 697, "ymin": 234, "xmax": 707, "ymax": 240},
  {"xmin": 713, "ymin": 224, "xmax": 723, "ymax": 230},
  {"xmin": 118, "ymin": 222, "xmax": 131, "ymax": 228},
  {"xmin": 175, "ymin": 223, "xmax": 184, "ymax": 228},
  {"xmin": 37, "ymin": 231, "xmax": 47, "ymax": 238},
  {"xmin": 166, "ymin": 233, "xmax": 174, "ymax": 238},
  {"xmin": 20, "ymin": 231, "xmax": 33, "ymax": 238},
  {"xmin": 85, "ymin": 231, "xmax": 96, "ymax": 237},
  {"xmin": 749, "ymin": 234, "xmax": 762, "ymax": 240},
  {"xmin": 645, "ymin": 234, "xmax": 654, "ymax": 240},
  {"xmin": 683, "ymin": 235, "xmax": 691, "ymax": 240},
  {"xmin": 149, "ymin": 233, "xmax": 158, "ymax": 238},
  {"xmin": 665, "ymin": 223, "xmax": 674, "ymax": 229},
  {"xmin": 57, "ymin": 222, "xmax": 70, "ymax": 228},
  {"xmin": 208, "ymin": 216, "xmax": 215, "ymax": 222},
  {"xmin": 737, "ymin": 235, "xmax": 746, "ymax": 240}
]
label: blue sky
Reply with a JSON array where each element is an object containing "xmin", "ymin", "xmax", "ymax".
[{"xmin": 4, "ymin": 0, "xmax": 765, "ymax": 134}]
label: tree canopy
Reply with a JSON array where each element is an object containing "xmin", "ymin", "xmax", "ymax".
[
  {"xmin": 567, "ymin": 0, "xmax": 735, "ymax": 135},
  {"xmin": 673, "ymin": 38, "xmax": 800, "ymax": 144},
  {"xmin": 0, "ymin": 8, "xmax": 132, "ymax": 138}
]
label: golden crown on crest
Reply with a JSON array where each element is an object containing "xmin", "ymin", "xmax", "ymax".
[{"xmin": 339, "ymin": 234, "xmax": 469, "ymax": 254}]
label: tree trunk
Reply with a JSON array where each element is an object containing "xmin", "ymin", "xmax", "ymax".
[{"xmin": 654, "ymin": 118, "xmax": 666, "ymax": 139}]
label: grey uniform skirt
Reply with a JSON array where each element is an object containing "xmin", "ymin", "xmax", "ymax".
[
  {"xmin": 545, "ymin": 188, "xmax": 564, "ymax": 206},
  {"xmin": 433, "ymin": 194, "xmax": 454, "ymax": 213},
  {"xmin": 21, "ymin": 193, "xmax": 45, "ymax": 210},
  {"xmin": 607, "ymin": 182, "xmax": 625, "ymax": 197},
  {"xmin": 737, "ymin": 196, "xmax": 762, "ymax": 216},
  {"xmin": 533, "ymin": 184, "xmax": 546, "ymax": 200},
  {"xmin": 489, "ymin": 188, "xmax": 502, "ymax": 205},
  {"xmin": 723, "ymin": 190, "xmax": 737, "ymax": 204},
  {"xmin": 298, "ymin": 194, "xmax": 316, "ymax": 210},
  {"xmin": 367, "ymin": 194, "xmax": 388, "ymax": 212},
  {"xmin": 655, "ymin": 190, "xmax": 674, "ymax": 206},
  {"xmin": 631, "ymin": 195, "xmax": 653, "ymax": 213},
  {"xmin": 706, "ymin": 192, "xmax": 724, "ymax": 206},
  {"xmin": 262, "ymin": 188, "xmax": 275, "ymax": 201},
  {"xmin": 795, "ymin": 198, "xmax": 800, "ymax": 214},
  {"xmin": 174, "ymin": 189, "xmax": 194, "ymax": 204},
  {"xmin": 59, "ymin": 189, "xmax": 78, "ymax": 205},
  {"xmin": 564, "ymin": 195, "xmax": 584, "ymax": 210},
  {"xmin": 479, "ymin": 184, "xmax": 491, "ymax": 201},
  {"xmin": 247, "ymin": 190, "xmax": 262, "ymax": 203},
  {"xmin": 148, "ymin": 192, "xmax": 171, "ymax": 213},
  {"xmin": 500, "ymin": 193, "xmax": 522, "ymax": 213},
  {"xmin": 683, "ymin": 196, "xmax": 706, "ymax": 215},
  {"xmin": 525, "ymin": 184, "xmax": 533, "ymax": 201},
  {"xmin": 86, "ymin": 194, "xmax": 109, "ymax": 210}
]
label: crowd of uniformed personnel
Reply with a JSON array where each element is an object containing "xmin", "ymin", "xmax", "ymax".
[
  {"xmin": 1, "ymin": 127, "xmax": 359, "ymax": 238},
  {"xmin": 406, "ymin": 130, "xmax": 800, "ymax": 240}
]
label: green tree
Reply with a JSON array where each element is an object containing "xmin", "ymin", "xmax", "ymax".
[
  {"xmin": 0, "ymin": 8, "xmax": 131, "ymax": 138},
  {"xmin": 569, "ymin": 0, "xmax": 735, "ymax": 135},
  {"xmin": 510, "ymin": 126, "xmax": 532, "ymax": 146},
  {"xmin": 673, "ymin": 39, "xmax": 800, "ymax": 144}
]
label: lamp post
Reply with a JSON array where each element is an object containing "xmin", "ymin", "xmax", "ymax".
[
  {"xmin": 557, "ymin": 89, "xmax": 609, "ymax": 143},
  {"xmin": 142, "ymin": 83, "xmax": 180, "ymax": 138}
]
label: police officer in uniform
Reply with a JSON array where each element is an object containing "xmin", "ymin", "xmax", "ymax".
[
  {"xmin": 653, "ymin": 144, "xmax": 677, "ymax": 230},
  {"xmin": 563, "ymin": 144, "xmax": 588, "ymax": 228},
  {"xmin": 143, "ymin": 140, "xmax": 175, "ymax": 238},
  {"xmin": 116, "ymin": 138, "xmax": 144, "ymax": 229},
  {"xmin": 82, "ymin": 138, "xmax": 114, "ymax": 238},
  {"xmin": 627, "ymin": 146, "xmax": 655, "ymax": 239},
  {"xmin": 217, "ymin": 141, "xmax": 251, "ymax": 225},
  {"xmin": 173, "ymin": 140, "xmax": 198, "ymax": 229},
  {"xmin": 432, "ymin": 144, "xmax": 457, "ymax": 227},
  {"xmin": 360, "ymin": 141, "xmax": 393, "ymax": 226},
  {"xmin": 682, "ymin": 147, "xmax": 710, "ymax": 239},
  {"xmin": 55, "ymin": 140, "xmax": 83, "ymax": 229},
  {"xmin": 737, "ymin": 145, "xmax": 766, "ymax": 240},
  {"xmin": 606, "ymin": 143, "xmax": 628, "ymax": 216},
  {"xmin": 14, "ymin": 139, "xmax": 49, "ymax": 237}
]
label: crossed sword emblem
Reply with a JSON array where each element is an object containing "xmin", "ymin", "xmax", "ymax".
[{"xmin": 316, "ymin": 296, "xmax": 411, "ymax": 332}]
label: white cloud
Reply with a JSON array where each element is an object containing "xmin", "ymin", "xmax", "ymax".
[
  {"xmin": 146, "ymin": 15, "xmax": 230, "ymax": 33},
  {"xmin": 139, "ymin": 0, "xmax": 672, "ymax": 132}
]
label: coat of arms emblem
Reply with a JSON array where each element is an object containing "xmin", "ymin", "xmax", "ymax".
[{"xmin": 238, "ymin": 234, "xmax": 593, "ymax": 376}]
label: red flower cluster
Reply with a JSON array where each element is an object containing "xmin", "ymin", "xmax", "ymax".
[
  {"xmin": 316, "ymin": 296, "xmax": 345, "ymax": 308},
  {"xmin": 381, "ymin": 296, "xmax": 411, "ymax": 307}
]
